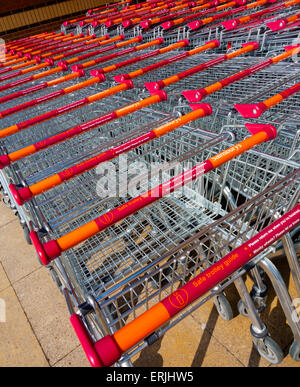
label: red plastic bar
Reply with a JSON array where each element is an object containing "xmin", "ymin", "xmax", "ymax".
[
  {"xmin": 222, "ymin": 0, "xmax": 298, "ymax": 30},
  {"xmin": 143, "ymin": 41, "xmax": 258, "ymax": 94},
  {"xmin": 234, "ymin": 81, "xmax": 300, "ymax": 117},
  {"xmin": 27, "ymin": 123, "xmax": 276, "ymax": 264},
  {"xmin": 161, "ymin": 0, "xmax": 244, "ymax": 30},
  {"xmin": 8, "ymin": 103, "xmax": 211, "ymax": 198},
  {"xmin": 182, "ymin": 46, "xmax": 299, "ymax": 103},
  {"xmin": 267, "ymin": 10, "xmax": 300, "ymax": 30},
  {"xmin": 188, "ymin": 0, "xmax": 278, "ymax": 30},
  {"xmin": 0, "ymin": 38, "xmax": 168, "ymax": 119},
  {"xmin": 0, "ymin": 36, "xmax": 129, "ymax": 93},
  {"xmin": 79, "ymin": 202, "xmax": 300, "ymax": 367}
]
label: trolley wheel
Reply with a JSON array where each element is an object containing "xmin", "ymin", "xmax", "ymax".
[
  {"xmin": 213, "ymin": 293, "xmax": 233, "ymax": 321},
  {"xmin": 237, "ymin": 299, "xmax": 249, "ymax": 317},
  {"xmin": 254, "ymin": 336, "xmax": 283, "ymax": 365},
  {"xmin": 289, "ymin": 340, "xmax": 300, "ymax": 362},
  {"xmin": 23, "ymin": 225, "xmax": 32, "ymax": 245}
]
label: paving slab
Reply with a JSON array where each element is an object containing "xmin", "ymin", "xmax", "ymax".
[
  {"xmin": 0, "ymin": 202, "xmax": 18, "ymax": 229},
  {"xmin": 132, "ymin": 312, "xmax": 243, "ymax": 367},
  {"xmin": 0, "ymin": 262, "xmax": 10, "ymax": 292},
  {"xmin": 13, "ymin": 267, "xmax": 79, "ymax": 366},
  {"xmin": 0, "ymin": 219, "xmax": 40, "ymax": 283},
  {"xmin": 53, "ymin": 346, "xmax": 91, "ymax": 367},
  {"xmin": 0, "ymin": 286, "xmax": 49, "ymax": 367}
]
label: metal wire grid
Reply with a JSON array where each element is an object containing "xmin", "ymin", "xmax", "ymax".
[
  {"xmin": 90, "ymin": 169, "xmax": 299, "ymax": 353},
  {"xmin": 0, "ymin": 41, "xmax": 143, "ymax": 93},
  {"xmin": 26, "ymin": 124, "xmax": 299, "ymax": 297},
  {"xmin": 0, "ymin": 47, "xmax": 192, "ymax": 127}
]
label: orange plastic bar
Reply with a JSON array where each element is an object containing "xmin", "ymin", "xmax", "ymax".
[
  {"xmin": 235, "ymin": 81, "xmax": 300, "ymax": 117},
  {"xmin": 27, "ymin": 123, "xmax": 276, "ymax": 266},
  {"xmin": 14, "ymin": 92, "xmax": 166, "ymax": 201},
  {"xmin": 182, "ymin": 46, "xmax": 299, "ymax": 103},
  {"xmin": 143, "ymin": 40, "xmax": 257, "ymax": 93},
  {"xmin": 91, "ymin": 199, "xmax": 300, "ymax": 368}
]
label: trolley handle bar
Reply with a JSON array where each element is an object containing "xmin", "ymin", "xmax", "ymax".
[
  {"xmin": 28, "ymin": 123, "xmax": 276, "ymax": 265},
  {"xmin": 74, "ymin": 203, "xmax": 300, "ymax": 367}
]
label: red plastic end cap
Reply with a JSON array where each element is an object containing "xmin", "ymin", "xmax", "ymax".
[
  {"xmin": 77, "ymin": 69, "xmax": 85, "ymax": 77},
  {"xmin": 79, "ymin": 21, "xmax": 86, "ymax": 27},
  {"xmin": 236, "ymin": 0, "xmax": 246, "ymax": 4},
  {"xmin": 43, "ymin": 240, "xmax": 62, "ymax": 261},
  {"xmin": 34, "ymin": 55, "xmax": 42, "ymax": 64},
  {"xmin": 179, "ymin": 39, "xmax": 190, "ymax": 47},
  {"xmin": 17, "ymin": 51, "xmax": 23, "ymax": 58},
  {"xmin": 63, "ymin": 21, "xmax": 69, "ymax": 27},
  {"xmin": 120, "ymin": 34, "xmax": 125, "ymax": 41},
  {"xmin": 136, "ymin": 35, "xmax": 143, "ymax": 42},
  {"xmin": 188, "ymin": 20, "xmax": 202, "ymax": 30},
  {"xmin": 245, "ymin": 123, "xmax": 277, "ymax": 141},
  {"xmin": 29, "ymin": 231, "xmax": 51, "ymax": 265},
  {"xmin": 90, "ymin": 70, "xmax": 106, "ymax": 82},
  {"xmin": 140, "ymin": 20, "xmax": 150, "ymax": 29},
  {"xmin": 155, "ymin": 90, "xmax": 168, "ymax": 102},
  {"xmin": 25, "ymin": 53, "xmax": 32, "ymax": 60},
  {"xmin": 92, "ymin": 21, "xmax": 99, "ymax": 28},
  {"xmin": 71, "ymin": 64, "xmax": 83, "ymax": 72},
  {"xmin": 105, "ymin": 21, "xmax": 113, "ymax": 27},
  {"xmin": 114, "ymin": 74, "xmax": 129, "ymax": 82},
  {"xmin": 157, "ymin": 37, "xmax": 164, "ymax": 45},
  {"xmin": 91, "ymin": 34, "xmax": 96, "ymax": 39},
  {"xmin": 266, "ymin": 20, "xmax": 286, "ymax": 31},
  {"xmin": 0, "ymin": 155, "xmax": 11, "ymax": 169},
  {"xmin": 104, "ymin": 34, "xmax": 110, "ymax": 40},
  {"xmin": 57, "ymin": 61, "xmax": 68, "ymax": 71},
  {"xmin": 189, "ymin": 2, "xmax": 196, "ymax": 7},
  {"xmin": 208, "ymin": 39, "xmax": 220, "ymax": 48},
  {"xmin": 144, "ymin": 81, "xmax": 163, "ymax": 94},
  {"xmin": 161, "ymin": 21, "xmax": 174, "ymax": 30},
  {"xmin": 10, "ymin": 49, "xmax": 16, "ymax": 55},
  {"xmin": 194, "ymin": 102, "xmax": 212, "ymax": 115},
  {"xmin": 94, "ymin": 335, "xmax": 122, "ymax": 367},
  {"xmin": 45, "ymin": 57, "xmax": 54, "ymax": 66},
  {"xmin": 123, "ymin": 20, "xmax": 132, "ymax": 28},
  {"xmin": 234, "ymin": 103, "xmax": 266, "ymax": 118},
  {"xmin": 182, "ymin": 89, "xmax": 206, "ymax": 103},
  {"xmin": 222, "ymin": 19, "xmax": 239, "ymax": 30},
  {"xmin": 9, "ymin": 184, "xmax": 32, "ymax": 206},
  {"xmin": 122, "ymin": 79, "xmax": 134, "ymax": 89},
  {"xmin": 242, "ymin": 41, "xmax": 259, "ymax": 50},
  {"xmin": 87, "ymin": 9, "xmax": 92, "ymax": 14}
]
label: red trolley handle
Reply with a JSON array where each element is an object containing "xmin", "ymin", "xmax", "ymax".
[
  {"xmin": 266, "ymin": 10, "xmax": 300, "ymax": 30},
  {"xmin": 0, "ymin": 39, "xmax": 187, "ymax": 119},
  {"xmin": 8, "ymin": 103, "xmax": 212, "ymax": 201},
  {"xmin": 161, "ymin": 0, "xmax": 245, "ymax": 30},
  {"xmin": 222, "ymin": 0, "xmax": 298, "ymax": 30},
  {"xmin": 0, "ymin": 35, "xmax": 129, "ymax": 85},
  {"xmin": 181, "ymin": 46, "xmax": 300, "ymax": 104},
  {"xmin": 188, "ymin": 0, "xmax": 278, "ymax": 30},
  {"xmin": 28, "ymin": 123, "xmax": 277, "ymax": 265},
  {"xmin": 235, "ymin": 81, "xmax": 300, "ymax": 117},
  {"xmin": 143, "ymin": 41, "xmax": 258, "ymax": 94},
  {"xmin": 71, "ymin": 202, "xmax": 300, "ymax": 367},
  {"xmin": 0, "ymin": 35, "xmax": 135, "ymax": 93}
]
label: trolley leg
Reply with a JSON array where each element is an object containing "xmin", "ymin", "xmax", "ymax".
[{"xmin": 281, "ymin": 234, "xmax": 300, "ymax": 298}]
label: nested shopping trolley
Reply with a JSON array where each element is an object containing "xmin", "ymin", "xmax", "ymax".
[{"xmin": 26, "ymin": 123, "xmax": 299, "ymax": 366}]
